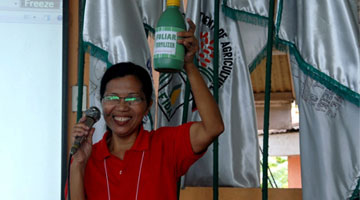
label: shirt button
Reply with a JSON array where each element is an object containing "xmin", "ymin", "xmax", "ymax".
[{"xmin": 119, "ymin": 170, "xmax": 123, "ymax": 175}]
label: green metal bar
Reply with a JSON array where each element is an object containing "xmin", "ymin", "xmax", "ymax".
[
  {"xmin": 177, "ymin": 180, "xmax": 181, "ymax": 200},
  {"xmin": 182, "ymin": 77, "xmax": 191, "ymax": 124},
  {"xmin": 213, "ymin": 0, "xmax": 220, "ymax": 199},
  {"xmin": 76, "ymin": 0, "xmax": 86, "ymax": 121},
  {"xmin": 262, "ymin": 0, "xmax": 276, "ymax": 199},
  {"xmin": 144, "ymin": 29, "xmax": 154, "ymax": 131}
]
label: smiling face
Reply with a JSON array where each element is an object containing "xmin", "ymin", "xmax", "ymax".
[{"xmin": 102, "ymin": 75, "xmax": 151, "ymax": 138}]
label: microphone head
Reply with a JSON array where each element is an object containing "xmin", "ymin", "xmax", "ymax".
[{"xmin": 84, "ymin": 106, "xmax": 101, "ymax": 122}]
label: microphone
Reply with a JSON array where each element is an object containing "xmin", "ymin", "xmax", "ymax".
[{"xmin": 70, "ymin": 106, "xmax": 101, "ymax": 155}]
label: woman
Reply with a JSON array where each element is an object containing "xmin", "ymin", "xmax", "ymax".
[{"xmin": 69, "ymin": 19, "xmax": 224, "ymax": 200}]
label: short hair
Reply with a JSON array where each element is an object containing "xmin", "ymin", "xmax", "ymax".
[{"xmin": 100, "ymin": 62, "xmax": 153, "ymax": 106}]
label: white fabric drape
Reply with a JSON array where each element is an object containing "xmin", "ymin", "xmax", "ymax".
[{"xmin": 276, "ymin": 0, "xmax": 360, "ymax": 199}]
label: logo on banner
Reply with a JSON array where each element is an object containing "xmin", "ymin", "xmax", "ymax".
[
  {"xmin": 158, "ymin": 72, "xmax": 190, "ymax": 121},
  {"xmin": 197, "ymin": 12, "xmax": 234, "ymax": 89},
  {"xmin": 158, "ymin": 12, "xmax": 234, "ymax": 122},
  {"xmin": 302, "ymin": 79, "xmax": 344, "ymax": 118}
]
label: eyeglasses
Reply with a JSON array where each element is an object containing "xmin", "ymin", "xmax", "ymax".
[{"xmin": 102, "ymin": 94, "xmax": 144, "ymax": 106}]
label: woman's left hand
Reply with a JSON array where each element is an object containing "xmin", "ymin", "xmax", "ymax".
[{"xmin": 177, "ymin": 18, "xmax": 199, "ymax": 65}]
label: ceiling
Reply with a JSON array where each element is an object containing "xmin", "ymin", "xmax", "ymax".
[{"xmin": 251, "ymin": 49, "xmax": 295, "ymax": 104}]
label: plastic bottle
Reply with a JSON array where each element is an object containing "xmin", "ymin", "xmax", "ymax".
[{"xmin": 153, "ymin": 0, "xmax": 185, "ymax": 73}]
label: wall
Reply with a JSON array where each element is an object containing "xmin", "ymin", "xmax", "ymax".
[
  {"xmin": 288, "ymin": 155, "xmax": 302, "ymax": 188},
  {"xmin": 180, "ymin": 187, "xmax": 302, "ymax": 200}
]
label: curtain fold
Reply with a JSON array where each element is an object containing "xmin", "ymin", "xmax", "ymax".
[{"xmin": 276, "ymin": 0, "xmax": 360, "ymax": 199}]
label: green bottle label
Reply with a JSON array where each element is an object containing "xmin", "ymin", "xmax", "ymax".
[{"xmin": 154, "ymin": 26, "xmax": 184, "ymax": 61}]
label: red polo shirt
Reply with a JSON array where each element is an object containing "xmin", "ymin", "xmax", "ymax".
[{"xmin": 83, "ymin": 122, "xmax": 203, "ymax": 200}]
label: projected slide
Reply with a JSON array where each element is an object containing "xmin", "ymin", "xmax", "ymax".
[{"xmin": 0, "ymin": 1, "xmax": 63, "ymax": 199}]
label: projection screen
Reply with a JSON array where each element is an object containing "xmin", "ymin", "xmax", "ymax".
[{"xmin": 0, "ymin": 0, "xmax": 64, "ymax": 199}]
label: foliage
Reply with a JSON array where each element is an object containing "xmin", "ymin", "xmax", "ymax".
[{"xmin": 260, "ymin": 156, "xmax": 288, "ymax": 188}]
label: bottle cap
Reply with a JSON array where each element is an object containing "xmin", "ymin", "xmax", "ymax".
[{"xmin": 167, "ymin": 0, "xmax": 180, "ymax": 7}]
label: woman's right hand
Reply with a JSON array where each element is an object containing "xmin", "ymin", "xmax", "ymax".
[{"xmin": 70, "ymin": 116, "xmax": 95, "ymax": 167}]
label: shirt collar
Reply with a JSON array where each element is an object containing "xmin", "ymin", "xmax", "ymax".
[
  {"xmin": 129, "ymin": 126, "xmax": 150, "ymax": 151},
  {"xmin": 96, "ymin": 126, "xmax": 150, "ymax": 160},
  {"xmin": 96, "ymin": 131, "xmax": 111, "ymax": 160}
]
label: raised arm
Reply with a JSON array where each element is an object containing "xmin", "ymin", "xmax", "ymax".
[{"xmin": 177, "ymin": 19, "xmax": 224, "ymax": 154}]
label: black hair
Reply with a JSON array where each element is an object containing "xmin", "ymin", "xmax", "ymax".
[{"xmin": 100, "ymin": 62, "xmax": 153, "ymax": 106}]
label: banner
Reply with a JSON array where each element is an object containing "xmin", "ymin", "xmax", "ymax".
[
  {"xmin": 136, "ymin": 0, "xmax": 185, "ymax": 32},
  {"xmin": 136, "ymin": 0, "xmax": 164, "ymax": 32},
  {"xmin": 221, "ymin": 0, "xmax": 270, "ymax": 71},
  {"xmin": 290, "ymin": 54, "xmax": 360, "ymax": 200},
  {"xmin": 276, "ymin": 0, "xmax": 360, "ymax": 199},
  {"xmin": 157, "ymin": 0, "xmax": 269, "ymax": 187},
  {"xmin": 223, "ymin": 0, "xmax": 268, "ymax": 17},
  {"xmin": 275, "ymin": 0, "xmax": 360, "ymax": 106},
  {"xmin": 83, "ymin": 0, "xmax": 154, "ymax": 142}
]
